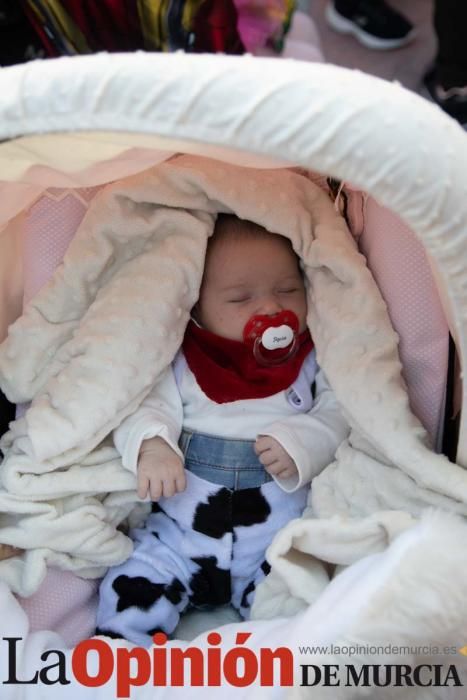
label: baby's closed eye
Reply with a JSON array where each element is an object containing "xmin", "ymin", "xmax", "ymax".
[
  {"xmin": 228, "ymin": 295, "xmax": 252, "ymax": 303},
  {"xmin": 277, "ymin": 287, "xmax": 299, "ymax": 294}
]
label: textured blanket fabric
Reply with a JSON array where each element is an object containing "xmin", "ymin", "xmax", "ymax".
[{"xmin": 0, "ymin": 155, "xmax": 467, "ymax": 612}]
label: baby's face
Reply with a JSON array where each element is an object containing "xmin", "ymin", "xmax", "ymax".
[{"xmin": 197, "ymin": 233, "xmax": 307, "ymax": 342}]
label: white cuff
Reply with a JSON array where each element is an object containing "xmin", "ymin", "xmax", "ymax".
[{"xmin": 117, "ymin": 416, "xmax": 183, "ymax": 474}]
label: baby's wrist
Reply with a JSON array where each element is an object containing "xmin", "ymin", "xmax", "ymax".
[
  {"xmin": 138, "ymin": 438, "xmax": 183, "ymax": 466},
  {"xmin": 140, "ymin": 436, "xmax": 165, "ymax": 452}
]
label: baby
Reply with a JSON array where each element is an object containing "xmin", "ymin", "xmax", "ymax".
[{"xmin": 96, "ymin": 214, "xmax": 348, "ymax": 646}]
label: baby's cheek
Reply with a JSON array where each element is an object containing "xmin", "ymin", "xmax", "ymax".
[
  {"xmin": 212, "ymin": 307, "xmax": 243, "ymax": 341},
  {"xmin": 228, "ymin": 308, "xmax": 251, "ymax": 341}
]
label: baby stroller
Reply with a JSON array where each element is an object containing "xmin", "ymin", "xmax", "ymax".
[{"xmin": 1, "ymin": 46, "xmax": 467, "ymax": 699}]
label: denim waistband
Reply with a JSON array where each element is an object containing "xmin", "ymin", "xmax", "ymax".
[{"xmin": 179, "ymin": 429, "xmax": 273, "ymax": 490}]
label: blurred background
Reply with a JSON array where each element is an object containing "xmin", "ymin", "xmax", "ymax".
[
  {"xmin": 304, "ymin": 0, "xmax": 434, "ymax": 91},
  {"xmin": 0, "ymin": 0, "xmax": 435, "ymax": 89}
]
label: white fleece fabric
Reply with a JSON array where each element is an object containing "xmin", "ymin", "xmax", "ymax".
[
  {"xmin": 1, "ymin": 155, "xmax": 467, "ymax": 621},
  {"xmin": 114, "ymin": 351, "xmax": 348, "ymax": 494}
]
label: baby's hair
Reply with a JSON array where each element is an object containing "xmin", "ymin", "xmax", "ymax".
[
  {"xmin": 213, "ymin": 213, "xmax": 273, "ymax": 242},
  {"xmin": 206, "ymin": 213, "xmax": 297, "ymax": 263}
]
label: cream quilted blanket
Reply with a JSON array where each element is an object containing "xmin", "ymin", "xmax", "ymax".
[{"xmin": 1, "ymin": 155, "xmax": 467, "ymax": 609}]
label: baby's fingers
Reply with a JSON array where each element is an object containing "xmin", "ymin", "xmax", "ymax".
[
  {"xmin": 254, "ymin": 436, "xmax": 274, "ymax": 455},
  {"xmin": 149, "ymin": 478, "xmax": 163, "ymax": 502},
  {"xmin": 258, "ymin": 449, "xmax": 277, "ymax": 467},
  {"xmin": 162, "ymin": 477, "xmax": 176, "ymax": 499},
  {"xmin": 137, "ymin": 473, "xmax": 150, "ymax": 500},
  {"xmin": 264, "ymin": 461, "xmax": 283, "ymax": 476},
  {"xmin": 175, "ymin": 471, "xmax": 186, "ymax": 493},
  {"xmin": 266, "ymin": 463, "xmax": 297, "ymax": 479},
  {"xmin": 276, "ymin": 466, "xmax": 295, "ymax": 478}
]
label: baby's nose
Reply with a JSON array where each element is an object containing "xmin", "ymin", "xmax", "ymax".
[{"xmin": 260, "ymin": 296, "xmax": 282, "ymax": 315}]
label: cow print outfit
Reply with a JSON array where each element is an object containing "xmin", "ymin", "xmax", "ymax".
[{"xmin": 97, "ymin": 456, "xmax": 307, "ymax": 647}]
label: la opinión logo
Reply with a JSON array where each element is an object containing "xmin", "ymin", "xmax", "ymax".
[
  {"xmin": 1, "ymin": 632, "xmax": 294, "ymax": 697},
  {"xmin": 3, "ymin": 634, "xmax": 465, "ymax": 696}
]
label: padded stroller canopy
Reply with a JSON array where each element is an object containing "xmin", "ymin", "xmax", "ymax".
[{"xmin": 0, "ymin": 51, "xmax": 466, "ymax": 462}]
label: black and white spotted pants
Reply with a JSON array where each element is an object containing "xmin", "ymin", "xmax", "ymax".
[{"xmin": 96, "ymin": 432, "xmax": 308, "ymax": 647}]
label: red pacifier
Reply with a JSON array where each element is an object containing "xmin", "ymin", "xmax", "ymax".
[{"xmin": 243, "ymin": 310, "xmax": 300, "ymax": 367}]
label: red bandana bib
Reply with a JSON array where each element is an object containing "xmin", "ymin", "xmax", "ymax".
[{"xmin": 182, "ymin": 320, "xmax": 314, "ymax": 404}]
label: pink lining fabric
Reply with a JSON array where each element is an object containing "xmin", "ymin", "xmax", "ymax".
[
  {"xmin": 23, "ymin": 187, "xmax": 101, "ymax": 306},
  {"xmin": 357, "ymin": 196, "xmax": 449, "ymax": 447},
  {"xmin": 15, "ymin": 188, "xmax": 103, "ymax": 643},
  {"xmin": 17, "ymin": 569, "xmax": 99, "ymax": 648}
]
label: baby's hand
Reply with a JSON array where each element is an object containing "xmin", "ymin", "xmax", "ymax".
[
  {"xmin": 137, "ymin": 437, "xmax": 186, "ymax": 501},
  {"xmin": 0, "ymin": 544, "xmax": 22, "ymax": 560},
  {"xmin": 254, "ymin": 436, "xmax": 298, "ymax": 480}
]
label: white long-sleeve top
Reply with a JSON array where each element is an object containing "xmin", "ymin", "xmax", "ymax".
[{"xmin": 114, "ymin": 351, "xmax": 349, "ymax": 493}]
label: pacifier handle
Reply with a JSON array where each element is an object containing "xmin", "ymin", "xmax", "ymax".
[{"xmin": 253, "ymin": 335, "xmax": 299, "ymax": 366}]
